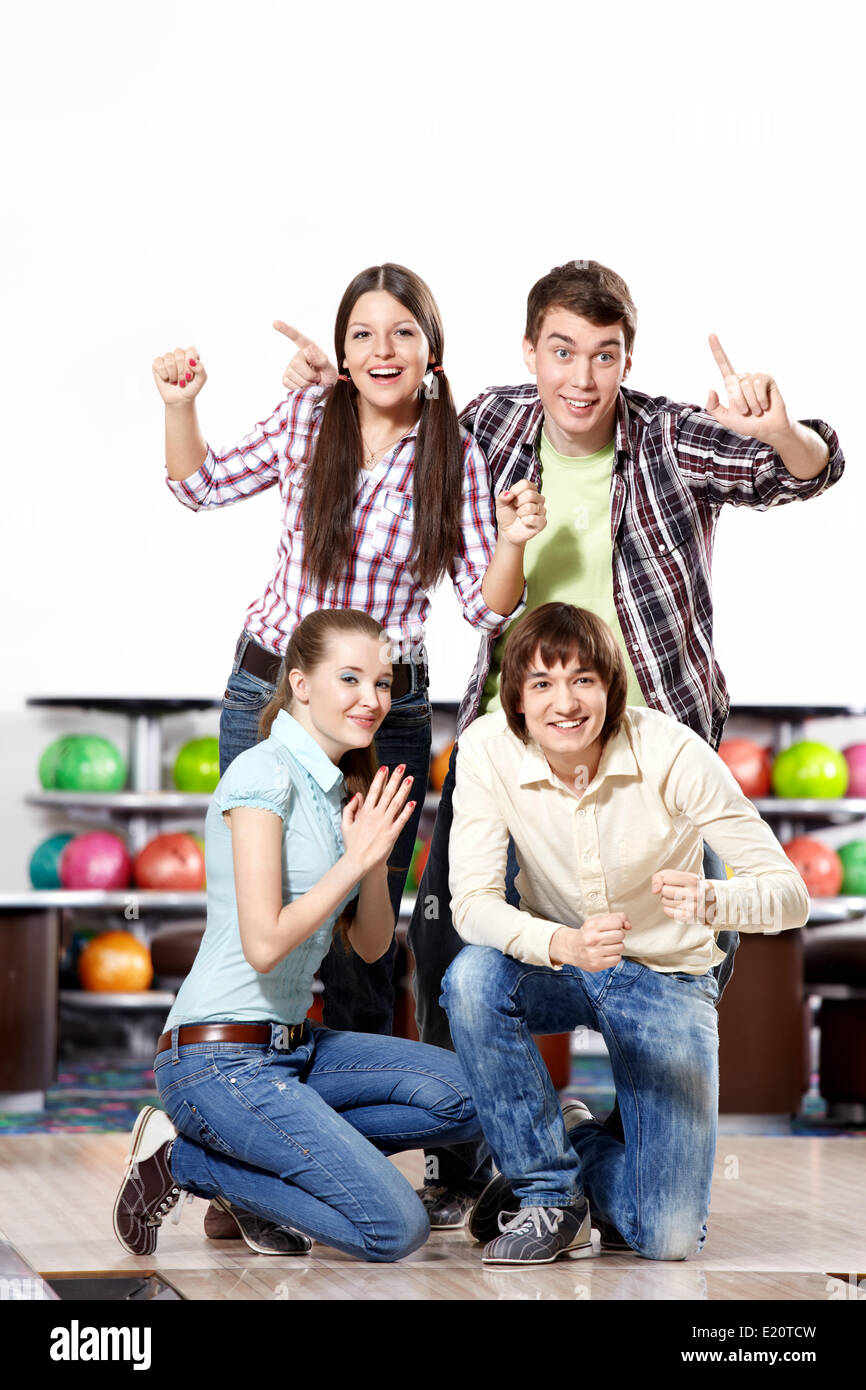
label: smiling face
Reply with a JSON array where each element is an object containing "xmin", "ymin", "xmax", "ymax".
[
  {"xmin": 515, "ymin": 645, "xmax": 609, "ymax": 786},
  {"xmin": 342, "ymin": 290, "xmax": 431, "ymax": 416},
  {"xmin": 524, "ymin": 309, "xmax": 631, "ymax": 457},
  {"xmin": 288, "ymin": 630, "xmax": 393, "ymax": 764}
]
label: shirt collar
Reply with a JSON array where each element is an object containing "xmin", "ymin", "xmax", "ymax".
[
  {"xmin": 613, "ymin": 390, "xmax": 634, "ymax": 466},
  {"xmin": 270, "ymin": 710, "xmax": 345, "ymax": 793},
  {"xmin": 517, "ymin": 718, "xmax": 639, "ymax": 792}
]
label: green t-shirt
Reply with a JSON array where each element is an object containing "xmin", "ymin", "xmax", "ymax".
[{"xmin": 480, "ymin": 429, "xmax": 646, "ymax": 715}]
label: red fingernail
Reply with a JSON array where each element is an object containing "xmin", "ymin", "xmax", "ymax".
[
  {"xmin": 406, "ymin": 776, "xmax": 414, "ymax": 785},
  {"xmin": 409, "ymin": 801, "xmax": 416, "ymax": 810},
  {"xmin": 185, "ymin": 374, "xmax": 192, "ymax": 383},
  {"xmin": 179, "ymin": 380, "xmax": 186, "ymax": 388},
  {"xmin": 189, "ymin": 359, "xmax": 196, "ymax": 366}
]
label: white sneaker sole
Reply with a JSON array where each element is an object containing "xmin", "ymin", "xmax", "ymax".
[{"xmin": 112, "ymin": 1105, "xmax": 165, "ymax": 1254}]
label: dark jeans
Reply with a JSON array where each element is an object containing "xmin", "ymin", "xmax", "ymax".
[
  {"xmin": 219, "ymin": 631, "xmax": 431, "ymax": 1036},
  {"xmin": 406, "ymin": 740, "xmax": 740, "ymax": 1188}
]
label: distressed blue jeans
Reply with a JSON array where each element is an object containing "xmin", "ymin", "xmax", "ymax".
[
  {"xmin": 442, "ymin": 945, "xmax": 720, "ymax": 1261},
  {"xmin": 219, "ymin": 631, "xmax": 431, "ymax": 1034},
  {"xmin": 156, "ymin": 1023, "xmax": 481, "ymax": 1262}
]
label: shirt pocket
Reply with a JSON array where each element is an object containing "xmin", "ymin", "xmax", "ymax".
[
  {"xmin": 363, "ymin": 488, "xmax": 415, "ymax": 565},
  {"xmin": 283, "ymin": 477, "xmax": 305, "ymax": 533}
]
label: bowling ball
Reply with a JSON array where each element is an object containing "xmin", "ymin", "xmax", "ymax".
[
  {"xmin": 838, "ymin": 841, "xmax": 866, "ymax": 897},
  {"xmin": 78, "ymin": 930, "xmax": 153, "ymax": 992},
  {"xmin": 29, "ymin": 832, "xmax": 76, "ymax": 889},
  {"xmin": 430, "ymin": 741, "xmax": 454, "ymax": 793},
  {"xmin": 771, "ymin": 742, "xmax": 849, "ymax": 800},
  {"xmin": 783, "ymin": 836, "xmax": 843, "ymax": 897},
  {"xmin": 173, "ymin": 737, "xmax": 220, "ymax": 793},
  {"xmin": 60, "ymin": 832, "xmax": 132, "ymax": 890},
  {"xmin": 843, "ymin": 745, "xmax": 866, "ymax": 799},
  {"xmin": 40, "ymin": 735, "xmax": 126, "ymax": 792},
  {"xmin": 133, "ymin": 833, "xmax": 205, "ymax": 891},
  {"xmin": 405, "ymin": 837, "xmax": 431, "ymax": 893},
  {"xmin": 718, "ymin": 739, "xmax": 772, "ymax": 799}
]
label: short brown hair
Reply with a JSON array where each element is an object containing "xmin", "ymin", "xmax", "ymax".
[
  {"xmin": 525, "ymin": 260, "xmax": 637, "ymax": 354},
  {"xmin": 499, "ymin": 603, "xmax": 628, "ymax": 747}
]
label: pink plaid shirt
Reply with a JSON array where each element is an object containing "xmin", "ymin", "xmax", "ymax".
[{"xmin": 166, "ymin": 386, "xmax": 523, "ymax": 658}]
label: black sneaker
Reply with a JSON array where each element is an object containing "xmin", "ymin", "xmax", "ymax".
[
  {"xmin": 113, "ymin": 1106, "xmax": 181, "ymax": 1256},
  {"xmin": 415, "ymin": 1185, "xmax": 479, "ymax": 1230},
  {"xmin": 467, "ymin": 1173, "xmax": 519, "ymax": 1245},
  {"xmin": 482, "ymin": 1201, "xmax": 593, "ymax": 1264},
  {"xmin": 205, "ymin": 1196, "xmax": 312, "ymax": 1255},
  {"xmin": 595, "ymin": 1215, "xmax": 632, "ymax": 1252}
]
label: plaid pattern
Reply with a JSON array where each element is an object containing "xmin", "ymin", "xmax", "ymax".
[
  {"xmin": 166, "ymin": 385, "xmax": 515, "ymax": 658},
  {"xmin": 456, "ymin": 384, "xmax": 844, "ymax": 747}
]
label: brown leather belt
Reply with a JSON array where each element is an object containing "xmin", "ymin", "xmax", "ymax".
[
  {"xmin": 156, "ymin": 1022, "xmax": 306, "ymax": 1055},
  {"xmin": 239, "ymin": 634, "xmax": 426, "ymax": 702}
]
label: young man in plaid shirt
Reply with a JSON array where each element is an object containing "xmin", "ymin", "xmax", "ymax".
[{"xmin": 281, "ymin": 260, "xmax": 844, "ymax": 1225}]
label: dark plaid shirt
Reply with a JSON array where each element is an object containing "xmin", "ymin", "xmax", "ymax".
[{"xmin": 456, "ymin": 385, "xmax": 844, "ymax": 748}]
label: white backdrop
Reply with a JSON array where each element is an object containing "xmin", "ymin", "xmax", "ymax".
[{"xmin": 1, "ymin": 0, "xmax": 863, "ymax": 717}]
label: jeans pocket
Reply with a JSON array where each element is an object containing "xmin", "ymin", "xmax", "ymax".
[
  {"xmin": 222, "ymin": 667, "xmax": 276, "ymax": 711},
  {"xmin": 173, "ymin": 1099, "xmax": 237, "ymax": 1157},
  {"xmin": 382, "ymin": 689, "xmax": 431, "ymax": 729}
]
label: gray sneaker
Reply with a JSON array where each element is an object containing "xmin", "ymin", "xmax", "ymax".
[
  {"xmin": 206, "ymin": 1196, "xmax": 312, "ymax": 1256},
  {"xmin": 482, "ymin": 1201, "xmax": 593, "ymax": 1265},
  {"xmin": 415, "ymin": 1185, "xmax": 478, "ymax": 1230}
]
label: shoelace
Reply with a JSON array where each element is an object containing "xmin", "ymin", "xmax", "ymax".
[
  {"xmin": 499, "ymin": 1206, "xmax": 564, "ymax": 1239},
  {"xmin": 146, "ymin": 1183, "xmax": 183, "ymax": 1228}
]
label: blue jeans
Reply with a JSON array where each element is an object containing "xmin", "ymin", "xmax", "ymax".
[
  {"xmin": 155, "ymin": 1023, "xmax": 481, "ymax": 1262},
  {"xmin": 442, "ymin": 946, "xmax": 719, "ymax": 1261},
  {"xmin": 219, "ymin": 632, "xmax": 432, "ymax": 1034},
  {"xmin": 408, "ymin": 741, "xmax": 739, "ymax": 1054}
]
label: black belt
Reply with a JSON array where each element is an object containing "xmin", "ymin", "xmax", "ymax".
[
  {"xmin": 156, "ymin": 1022, "xmax": 306, "ymax": 1055},
  {"xmin": 239, "ymin": 634, "xmax": 426, "ymax": 702}
]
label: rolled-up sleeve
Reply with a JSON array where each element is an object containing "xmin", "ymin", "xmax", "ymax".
[
  {"xmin": 449, "ymin": 734, "xmax": 562, "ymax": 966},
  {"xmin": 674, "ymin": 408, "xmax": 844, "ymax": 510},
  {"xmin": 448, "ymin": 434, "xmax": 527, "ymax": 634},
  {"xmin": 662, "ymin": 736, "xmax": 810, "ymax": 934},
  {"xmin": 165, "ymin": 395, "xmax": 302, "ymax": 512}
]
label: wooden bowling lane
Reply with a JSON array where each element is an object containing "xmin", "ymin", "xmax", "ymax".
[{"xmin": 0, "ymin": 1135, "xmax": 864, "ymax": 1301}]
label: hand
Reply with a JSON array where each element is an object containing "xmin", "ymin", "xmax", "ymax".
[
  {"xmin": 495, "ymin": 478, "xmax": 547, "ymax": 547},
  {"xmin": 704, "ymin": 334, "xmax": 792, "ymax": 444},
  {"xmin": 550, "ymin": 912, "xmax": 631, "ymax": 972},
  {"xmin": 651, "ymin": 870, "xmax": 717, "ymax": 925},
  {"xmin": 341, "ymin": 765, "xmax": 416, "ymax": 877},
  {"xmin": 153, "ymin": 347, "xmax": 207, "ymax": 404},
  {"xmin": 274, "ymin": 321, "xmax": 338, "ymax": 391}
]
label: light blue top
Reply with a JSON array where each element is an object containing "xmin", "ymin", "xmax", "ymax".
[{"xmin": 164, "ymin": 710, "xmax": 359, "ymax": 1028}]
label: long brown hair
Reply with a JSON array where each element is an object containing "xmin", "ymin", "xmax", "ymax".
[
  {"xmin": 259, "ymin": 608, "xmax": 386, "ymax": 948},
  {"xmin": 301, "ymin": 264, "xmax": 464, "ymax": 591}
]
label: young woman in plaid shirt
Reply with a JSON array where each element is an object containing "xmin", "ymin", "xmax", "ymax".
[{"xmin": 153, "ymin": 263, "xmax": 544, "ymax": 1040}]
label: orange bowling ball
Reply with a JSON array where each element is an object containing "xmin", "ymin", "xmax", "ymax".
[
  {"xmin": 718, "ymin": 739, "xmax": 773, "ymax": 799},
  {"xmin": 783, "ymin": 836, "xmax": 843, "ymax": 898},
  {"xmin": 430, "ymin": 741, "xmax": 455, "ymax": 792},
  {"xmin": 77, "ymin": 931, "xmax": 153, "ymax": 992}
]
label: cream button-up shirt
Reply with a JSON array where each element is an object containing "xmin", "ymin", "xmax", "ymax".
[{"xmin": 449, "ymin": 706, "xmax": 809, "ymax": 975}]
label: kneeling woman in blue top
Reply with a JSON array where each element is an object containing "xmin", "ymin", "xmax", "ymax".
[{"xmin": 113, "ymin": 608, "xmax": 482, "ymax": 1262}]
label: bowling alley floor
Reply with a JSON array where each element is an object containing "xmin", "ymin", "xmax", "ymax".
[{"xmin": 1, "ymin": 1132, "xmax": 864, "ymax": 1301}]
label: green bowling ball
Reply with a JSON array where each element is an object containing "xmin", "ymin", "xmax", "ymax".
[
  {"xmin": 771, "ymin": 742, "xmax": 849, "ymax": 800},
  {"xmin": 173, "ymin": 737, "xmax": 220, "ymax": 793},
  {"xmin": 29, "ymin": 832, "xmax": 76, "ymax": 888},
  {"xmin": 39, "ymin": 735, "xmax": 126, "ymax": 792},
  {"xmin": 838, "ymin": 841, "xmax": 866, "ymax": 897}
]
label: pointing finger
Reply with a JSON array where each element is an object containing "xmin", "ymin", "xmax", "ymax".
[
  {"xmin": 709, "ymin": 333, "xmax": 736, "ymax": 380},
  {"xmin": 273, "ymin": 321, "xmax": 312, "ymax": 348}
]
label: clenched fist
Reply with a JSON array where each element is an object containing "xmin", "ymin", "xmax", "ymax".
[
  {"xmin": 153, "ymin": 347, "xmax": 207, "ymax": 405},
  {"xmin": 651, "ymin": 870, "xmax": 717, "ymax": 925},
  {"xmin": 550, "ymin": 911, "xmax": 631, "ymax": 972}
]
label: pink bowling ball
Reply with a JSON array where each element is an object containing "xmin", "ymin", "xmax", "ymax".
[
  {"xmin": 60, "ymin": 832, "xmax": 132, "ymax": 891},
  {"xmin": 843, "ymin": 745, "xmax": 866, "ymax": 799}
]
